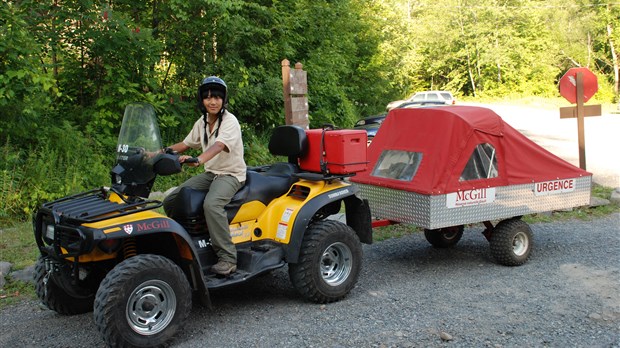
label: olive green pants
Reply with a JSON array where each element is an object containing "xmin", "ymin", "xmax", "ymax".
[{"xmin": 164, "ymin": 172, "xmax": 244, "ymax": 264}]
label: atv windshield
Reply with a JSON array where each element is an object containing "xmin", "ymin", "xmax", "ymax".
[
  {"xmin": 117, "ymin": 103, "xmax": 163, "ymax": 156},
  {"xmin": 113, "ymin": 103, "xmax": 163, "ymax": 195}
]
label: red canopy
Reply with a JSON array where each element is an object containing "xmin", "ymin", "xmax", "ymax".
[{"xmin": 351, "ymin": 106, "xmax": 591, "ymax": 195}]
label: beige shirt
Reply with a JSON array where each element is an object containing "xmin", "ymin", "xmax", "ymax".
[{"xmin": 183, "ymin": 110, "xmax": 247, "ymax": 182}]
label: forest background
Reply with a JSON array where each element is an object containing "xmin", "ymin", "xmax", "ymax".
[{"xmin": 1, "ymin": 0, "xmax": 619, "ymax": 223}]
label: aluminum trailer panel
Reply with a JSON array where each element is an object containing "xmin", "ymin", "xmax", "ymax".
[{"xmin": 357, "ymin": 176, "xmax": 591, "ymax": 229}]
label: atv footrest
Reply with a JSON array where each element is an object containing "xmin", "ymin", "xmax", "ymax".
[
  {"xmin": 204, "ymin": 246, "xmax": 285, "ymax": 289},
  {"xmin": 204, "ymin": 262, "xmax": 285, "ymax": 289}
]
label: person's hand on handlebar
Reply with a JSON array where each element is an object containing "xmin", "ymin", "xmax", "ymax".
[{"xmin": 179, "ymin": 155, "xmax": 200, "ymax": 167}]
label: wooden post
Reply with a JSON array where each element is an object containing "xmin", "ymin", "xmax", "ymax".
[
  {"xmin": 576, "ymin": 72, "xmax": 586, "ymax": 170},
  {"xmin": 282, "ymin": 59, "xmax": 292, "ymax": 125},
  {"xmin": 559, "ymin": 67, "xmax": 601, "ymax": 170},
  {"xmin": 282, "ymin": 59, "xmax": 309, "ymax": 128}
]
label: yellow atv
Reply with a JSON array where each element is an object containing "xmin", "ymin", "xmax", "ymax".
[{"xmin": 33, "ymin": 103, "xmax": 372, "ymax": 347}]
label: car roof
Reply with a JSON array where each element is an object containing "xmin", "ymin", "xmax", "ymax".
[
  {"xmin": 414, "ymin": 90, "xmax": 453, "ymax": 94},
  {"xmin": 397, "ymin": 100, "xmax": 448, "ymax": 108}
]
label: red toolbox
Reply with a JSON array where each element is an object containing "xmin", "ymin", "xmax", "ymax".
[{"xmin": 299, "ymin": 129, "xmax": 368, "ymax": 174}]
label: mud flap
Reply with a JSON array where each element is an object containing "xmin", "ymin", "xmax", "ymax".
[
  {"xmin": 345, "ymin": 197, "xmax": 373, "ymax": 244},
  {"xmin": 188, "ymin": 261, "xmax": 212, "ymax": 309}
]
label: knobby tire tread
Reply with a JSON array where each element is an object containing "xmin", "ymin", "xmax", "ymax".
[
  {"xmin": 289, "ymin": 220, "xmax": 362, "ymax": 304},
  {"xmin": 93, "ymin": 254, "xmax": 191, "ymax": 348},
  {"xmin": 489, "ymin": 218, "xmax": 532, "ymax": 266},
  {"xmin": 33, "ymin": 256, "xmax": 94, "ymax": 315}
]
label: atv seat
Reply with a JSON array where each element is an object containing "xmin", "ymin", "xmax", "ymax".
[
  {"xmin": 168, "ymin": 163, "xmax": 299, "ymax": 225},
  {"xmin": 166, "ymin": 126, "xmax": 308, "ymax": 230},
  {"xmin": 225, "ymin": 162, "xmax": 299, "ymax": 218}
]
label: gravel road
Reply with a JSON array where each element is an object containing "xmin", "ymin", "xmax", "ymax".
[{"xmin": 1, "ymin": 213, "xmax": 619, "ymax": 348}]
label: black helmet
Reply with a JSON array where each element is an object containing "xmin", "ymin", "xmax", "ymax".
[{"xmin": 197, "ymin": 76, "xmax": 227, "ymax": 114}]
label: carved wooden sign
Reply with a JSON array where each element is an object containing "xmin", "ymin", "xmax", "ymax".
[{"xmin": 282, "ymin": 59, "xmax": 309, "ymax": 128}]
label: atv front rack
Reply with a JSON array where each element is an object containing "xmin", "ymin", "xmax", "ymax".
[
  {"xmin": 38, "ymin": 187, "xmax": 162, "ymax": 225},
  {"xmin": 34, "ymin": 188, "xmax": 163, "ymax": 259}
]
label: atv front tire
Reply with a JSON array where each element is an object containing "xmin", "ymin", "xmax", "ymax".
[
  {"xmin": 33, "ymin": 256, "xmax": 95, "ymax": 315},
  {"xmin": 289, "ymin": 220, "xmax": 362, "ymax": 303},
  {"xmin": 424, "ymin": 225, "xmax": 464, "ymax": 248},
  {"xmin": 93, "ymin": 254, "xmax": 191, "ymax": 348}
]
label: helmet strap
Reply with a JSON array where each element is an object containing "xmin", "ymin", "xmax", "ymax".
[{"xmin": 203, "ymin": 110, "xmax": 224, "ymax": 139}]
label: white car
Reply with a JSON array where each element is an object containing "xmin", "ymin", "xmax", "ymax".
[{"xmin": 386, "ymin": 90, "xmax": 456, "ymax": 110}]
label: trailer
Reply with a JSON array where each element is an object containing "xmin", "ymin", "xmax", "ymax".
[{"xmin": 349, "ymin": 105, "xmax": 592, "ymax": 265}]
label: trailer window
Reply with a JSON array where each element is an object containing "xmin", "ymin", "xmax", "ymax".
[
  {"xmin": 371, "ymin": 150, "xmax": 423, "ymax": 181},
  {"xmin": 460, "ymin": 143, "xmax": 498, "ymax": 181}
]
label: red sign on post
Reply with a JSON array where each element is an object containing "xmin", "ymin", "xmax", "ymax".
[
  {"xmin": 558, "ymin": 67, "xmax": 601, "ymax": 170},
  {"xmin": 558, "ymin": 67, "xmax": 598, "ymax": 104}
]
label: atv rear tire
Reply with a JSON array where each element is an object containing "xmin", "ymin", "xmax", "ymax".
[
  {"xmin": 424, "ymin": 225, "xmax": 464, "ymax": 248},
  {"xmin": 94, "ymin": 254, "xmax": 191, "ymax": 348},
  {"xmin": 490, "ymin": 218, "xmax": 533, "ymax": 266},
  {"xmin": 289, "ymin": 220, "xmax": 362, "ymax": 304},
  {"xmin": 33, "ymin": 256, "xmax": 94, "ymax": 315}
]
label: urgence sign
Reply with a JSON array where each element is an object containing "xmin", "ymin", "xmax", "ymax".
[{"xmin": 534, "ymin": 179, "xmax": 576, "ymax": 196}]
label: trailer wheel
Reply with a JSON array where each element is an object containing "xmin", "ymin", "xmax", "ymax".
[
  {"xmin": 33, "ymin": 256, "xmax": 94, "ymax": 315},
  {"xmin": 489, "ymin": 219, "xmax": 533, "ymax": 266},
  {"xmin": 289, "ymin": 220, "xmax": 362, "ymax": 304},
  {"xmin": 94, "ymin": 254, "xmax": 191, "ymax": 348},
  {"xmin": 424, "ymin": 225, "xmax": 464, "ymax": 248}
]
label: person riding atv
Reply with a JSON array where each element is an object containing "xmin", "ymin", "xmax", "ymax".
[
  {"xmin": 163, "ymin": 76, "xmax": 247, "ymax": 276},
  {"xmin": 33, "ymin": 98, "xmax": 372, "ymax": 347}
]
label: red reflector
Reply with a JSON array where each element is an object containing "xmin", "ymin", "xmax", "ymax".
[{"xmin": 99, "ymin": 239, "xmax": 121, "ymax": 253}]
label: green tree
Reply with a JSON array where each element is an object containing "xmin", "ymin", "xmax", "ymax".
[{"xmin": 0, "ymin": 2, "xmax": 57, "ymax": 145}]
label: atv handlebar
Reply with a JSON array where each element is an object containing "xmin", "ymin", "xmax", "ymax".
[{"xmin": 184, "ymin": 157, "xmax": 199, "ymax": 164}]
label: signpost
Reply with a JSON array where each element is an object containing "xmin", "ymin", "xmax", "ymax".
[
  {"xmin": 282, "ymin": 59, "xmax": 309, "ymax": 129},
  {"xmin": 558, "ymin": 67, "xmax": 601, "ymax": 170}
]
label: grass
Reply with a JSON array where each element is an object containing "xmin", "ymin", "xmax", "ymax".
[
  {"xmin": 523, "ymin": 184, "xmax": 619, "ymax": 223},
  {"xmin": 372, "ymin": 223, "xmax": 422, "ymax": 242},
  {"xmin": 0, "ymin": 278, "xmax": 35, "ymax": 307},
  {"xmin": 0, "ymin": 223, "xmax": 39, "ymax": 307},
  {"xmin": 0, "ymin": 185, "xmax": 617, "ymax": 310}
]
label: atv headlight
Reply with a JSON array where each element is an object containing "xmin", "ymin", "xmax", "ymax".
[
  {"xmin": 114, "ymin": 173, "xmax": 122, "ymax": 185},
  {"xmin": 44, "ymin": 224, "xmax": 55, "ymax": 243}
]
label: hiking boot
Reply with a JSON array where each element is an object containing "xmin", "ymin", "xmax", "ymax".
[{"xmin": 210, "ymin": 260, "xmax": 237, "ymax": 275}]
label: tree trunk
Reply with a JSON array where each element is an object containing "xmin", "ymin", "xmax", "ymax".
[
  {"xmin": 495, "ymin": 37, "xmax": 501, "ymax": 83},
  {"xmin": 607, "ymin": 23, "xmax": 619, "ymax": 96}
]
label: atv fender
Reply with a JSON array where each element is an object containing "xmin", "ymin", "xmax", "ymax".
[
  {"xmin": 98, "ymin": 217, "xmax": 212, "ymax": 307},
  {"xmin": 284, "ymin": 185, "xmax": 372, "ymax": 263}
]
